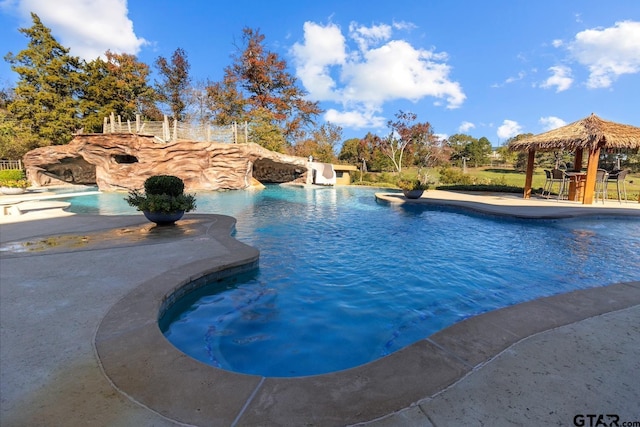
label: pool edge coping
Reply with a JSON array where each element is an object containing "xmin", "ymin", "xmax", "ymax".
[
  {"xmin": 375, "ymin": 191, "xmax": 640, "ymax": 219},
  {"xmin": 92, "ymin": 215, "xmax": 640, "ymax": 425}
]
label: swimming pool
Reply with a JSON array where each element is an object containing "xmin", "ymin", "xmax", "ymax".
[{"xmin": 64, "ymin": 186, "xmax": 640, "ymax": 377}]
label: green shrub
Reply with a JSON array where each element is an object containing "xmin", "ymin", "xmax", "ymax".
[
  {"xmin": 396, "ymin": 170, "xmax": 431, "ymax": 191},
  {"xmin": 125, "ymin": 191, "xmax": 196, "ymax": 213},
  {"xmin": 436, "ymin": 184, "xmax": 522, "ymax": 193},
  {"xmin": 0, "ymin": 169, "xmax": 29, "ymax": 188},
  {"xmin": 360, "ymin": 172, "xmax": 377, "ymax": 183},
  {"xmin": 439, "ymin": 167, "xmax": 474, "ymax": 185},
  {"xmin": 397, "ymin": 178, "xmax": 429, "ymax": 191},
  {"xmin": 0, "ymin": 169, "xmax": 26, "ymax": 181},
  {"xmin": 379, "ymin": 172, "xmax": 396, "ymax": 184},
  {"xmin": 125, "ymin": 175, "xmax": 196, "ymax": 213},
  {"xmin": 492, "ymin": 175, "xmax": 508, "ymax": 186},
  {"xmin": 144, "ymin": 175, "xmax": 185, "ymax": 196},
  {"xmin": 352, "ymin": 181, "xmax": 397, "ymax": 188}
]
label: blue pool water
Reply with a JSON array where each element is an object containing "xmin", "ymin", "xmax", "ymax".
[{"xmin": 63, "ymin": 186, "xmax": 640, "ymax": 377}]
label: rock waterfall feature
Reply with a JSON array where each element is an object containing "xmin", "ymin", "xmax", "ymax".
[{"xmin": 22, "ymin": 133, "xmax": 310, "ymax": 191}]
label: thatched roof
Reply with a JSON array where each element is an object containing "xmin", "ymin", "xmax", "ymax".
[{"xmin": 509, "ymin": 113, "xmax": 640, "ymax": 152}]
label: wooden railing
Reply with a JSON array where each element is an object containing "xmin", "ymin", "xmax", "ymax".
[
  {"xmin": 102, "ymin": 113, "xmax": 248, "ymax": 144},
  {"xmin": 0, "ymin": 160, "xmax": 23, "ymax": 170}
]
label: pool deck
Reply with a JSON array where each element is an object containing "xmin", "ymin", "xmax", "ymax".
[
  {"xmin": 375, "ymin": 189, "xmax": 640, "ymax": 218},
  {"xmin": 1, "ymin": 190, "xmax": 639, "ymax": 426}
]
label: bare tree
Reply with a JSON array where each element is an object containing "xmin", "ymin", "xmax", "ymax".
[{"xmin": 379, "ymin": 111, "xmax": 433, "ymax": 173}]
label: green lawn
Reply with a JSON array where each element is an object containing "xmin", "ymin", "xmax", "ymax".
[{"xmin": 361, "ymin": 166, "xmax": 639, "ymax": 201}]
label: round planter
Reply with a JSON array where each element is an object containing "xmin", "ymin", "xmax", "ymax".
[
  {"xmin": 0, "ymin": 187, "xmax": 27, "ymax": 195},
  {"xmin": 143, "ymin": 210, "xmax": 185, "ymax": 226},
  {"xmin": 402, "ymin": 189, "xmax": 424, "ymax": 199}
]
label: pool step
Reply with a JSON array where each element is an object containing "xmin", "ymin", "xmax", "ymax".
[{"xmin": 1, "ymin": 200, "xmax": 71, "ymax": 217}]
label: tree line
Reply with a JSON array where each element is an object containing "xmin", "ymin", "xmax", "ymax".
[{"xmin": 1, "ymin": 12, "xmax": 502, "ymax": 173}]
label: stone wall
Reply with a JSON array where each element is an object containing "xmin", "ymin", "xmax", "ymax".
[{"xmin": 23, "ymin": 134, "xmax": 309, "ymax": 191}]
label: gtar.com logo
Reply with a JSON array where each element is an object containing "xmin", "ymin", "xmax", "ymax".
[{"xmin": 573, "ymin": 414, "xmax": 621, "ymax": 427}]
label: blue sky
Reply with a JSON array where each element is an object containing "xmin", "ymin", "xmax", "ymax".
[{"xmin": 1, "ymin": 0, "xmax": 639, "ymax": 147}]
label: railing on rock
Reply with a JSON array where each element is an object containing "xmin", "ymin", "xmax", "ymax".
[
  {"xmin": 101, "ymin": 112, "xmax": 248, "ymax": 144},
  {"xmin": 0, "ymin": 160, "xmax": 23, "ymax": 170}
]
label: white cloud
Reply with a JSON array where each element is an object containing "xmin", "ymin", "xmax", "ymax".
[
  {"xmin": 539, "ymin": 116, "xmax": 567, "ymax": 131},
  {"xmin": 540, "ymin": 65, "xmax": 573, "ymax": 92},
  {"xmin": 392, "ymin": 20, "xmax": 417, "ymax": 32},
  {"xmin": 341, "ymin": 40, "xmax": 464, "ymax": 106},
  {"xmin": 348, "ymin": 22, "xmax": 392, "ymax": 52},
  {"xmin": 324, "ymin": 108, "xmax": 385, "ymax": 129},
  {"xmin": 291, "ymin": 21, "xmax": 465, "ymax": 130},
  {"xmin": 568, "ymin": 20, "xmax": 640, "ymax": 89},
  {"xmin": 8, "ymin": 0, "xmax": 147, "ymax": 60},
  {"xmin": 506, "ymin": 71, "xmax": 526, "ymax": 84},
  {"xmin": 497, "ymin": 120, "xmax": 522, "ymax": 140},
  {"xmin": 492, "ymin": 71, "xmax": 526, "ymax": 88},
  {"xmin": 291, "ymin": 22, "xmax": 346, "ymax": 100},
  {"xmin": 458, "ymin": 121, "xmax": 475, "ymax": 133}
]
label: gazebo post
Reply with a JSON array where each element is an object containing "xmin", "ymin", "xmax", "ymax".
[
  {"xmin": 582, "ymin": 147, "xmax": 600, "ymax": 204},
  {"xmin": 523, "ymin": 149, "xmax": 535, "ymax": 199},
  {"xmin": 573, "ymin": 148, "xmax": 583, "ymax": 171}
]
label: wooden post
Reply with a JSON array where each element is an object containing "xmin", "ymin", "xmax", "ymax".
[
  {"xmin": 127, "ymin": 120, "xmax": 132, "ymax": 133},
  {"xmin": 136, "ymin": 114, "xmax": 140, "ymax": 133},
  {"xmin": 523, "ymin": 150, "xmax": 535, "ymax": 199},
  {"xmin": 117, "ymin": 115, "xmax": 122, "ymax": 132},
  {"xmin": 573, "ymin": 148, "xmax": 583, "ymax": 171},
  {"xmin": 233, "ymin": 122, "xmax": 238, "ymax": 144},
  {"xmin": 173, "ymin": 118, "xmax": 178, "ymax": 141},
  {"xmin": 244, "ymin": 121, "xmax": 248, "ymax": 143},
  {"xmin": 582, "ymin": 148, "xmax": 600, "ymax": 204},
  {"xmin": 163, "ymin": 115, "xmax": 170, "ymax": 141},
  {"xmin": 103, "ymin": 116, "xmax": 108, "ymax": 134},
  {"xmin": 110, "ymin": 112, "xmax": 115, "ymax": 133}
]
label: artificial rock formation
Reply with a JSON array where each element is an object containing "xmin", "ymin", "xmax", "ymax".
[{"xmin": 23, "ymin": 133, "xmax": 310, "ymax": 191}]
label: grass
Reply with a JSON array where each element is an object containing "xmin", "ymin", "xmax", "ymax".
[{"xmin": 358, "ymin": 166, "xmax": 640, "ymax": 201}]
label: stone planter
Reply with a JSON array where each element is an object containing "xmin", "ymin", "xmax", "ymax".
[
  {"xmin": 402, "ymin": 189, "xmax": 424, "ymax": 199},
  {"xmin": 0, "ymin": 187, "xmax": 27, "ymax": 195},
  {"xmin": 143, "ymin": 211, "xmax": 185, "ymax": 226}
]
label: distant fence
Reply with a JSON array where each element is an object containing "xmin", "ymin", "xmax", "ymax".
[
  {"xmin": 101, "ymin": 113, "xmax": 248, "ymax": 144},
  {"xmin": 0, "ymin": 160, "xmax": 23, "ymax": 170}
]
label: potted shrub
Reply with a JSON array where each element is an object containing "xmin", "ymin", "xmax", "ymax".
[
  {"xmin": 0, "ymin": 169, "xmax": 30, "ymax": 195},
  {"xmin": 125, "ymin": 175, "xmax": 196, "ymax": 225},
  {"xmin": 397, "ymin": 173, "xmax": 430, "ymax": 199}
]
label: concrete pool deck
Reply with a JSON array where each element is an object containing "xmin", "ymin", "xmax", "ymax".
[
  {"xmin": 1, "ymin": 190, "xmax": 639, "ymax": 426},
  {"xmin": 374, "ymin": 189, "xmax": 640, "ymax": 218}
]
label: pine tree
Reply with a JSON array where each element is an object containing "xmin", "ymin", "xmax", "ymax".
[
  {"xmin": 4, "ymin": 13, "xmax": 82, "ymax": 146},
  {"xmin": 80, "ymin": 51, "xmax": 161, "ymax": 133},
  {"xmin": 155, "ymin": 48, "xmax": 191, "ymax": 121}
]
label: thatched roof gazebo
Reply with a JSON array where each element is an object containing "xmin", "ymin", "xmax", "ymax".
[{"xmin": 509, "ymin": 113, "xmax": 640, "ymax": 204}]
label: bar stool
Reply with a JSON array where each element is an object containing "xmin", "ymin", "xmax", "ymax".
[
  {"xmin": 551, "ymin": 169, "xmax": 569, "ymax": 200},
  {"xmin": 542, "ymin": 170, "xmax": 553, "ymax": 197},
  {"xmin": 607, "ymin": 170, "xmax": 628, "ymax": 202},
  {"xmin": 594, "ymin": 169, "xmax": 609, "ymax": 203}
]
